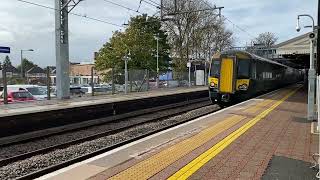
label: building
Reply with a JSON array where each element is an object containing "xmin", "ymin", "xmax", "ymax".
[
  {"xmin": 50, "ymin": 62, "xmax": 108, "ymax": 85},
  {"xmin": 69, "ymin": 63, "xmax": 99, "ymax": 85},
  {"xmin": 273, "ymin": 33, "xmax": 310, "ymax": 68},
  {"xmin": 4, "ymin": 64, "xmax": 20, "ymax": 77},
  {"xmin": 26, "ymin": 66, "xmax": 47, "ymax": 85},
  {"xmin": 27, "ymin": 66, "xmax": 46, "ymax": 78},
  {"xmin": 230, "ymin": 33, "xmax": 310, "ymax": 69}
]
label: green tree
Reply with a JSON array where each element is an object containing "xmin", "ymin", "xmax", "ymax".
[
  {"xmin": 4, "ymin": 55, "xmax": 12, "ymax": 67},
  {"xmin": 95, "ymin": 31, "xmax": 126, "ymax": 72},
  {"xmin": 17, "ymin": 58, "xmax": 37, "ymax": 77},
  {"xmin": 95, "ymin": 14, "xmax": 171, "ymax": 78}
]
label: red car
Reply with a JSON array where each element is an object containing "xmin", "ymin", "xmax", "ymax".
[{"xmin": 0, "ymin": 90, "xmax": 35, "ymax": 104}]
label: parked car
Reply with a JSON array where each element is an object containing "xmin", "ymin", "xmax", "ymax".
[
  {"xmin": 115, "ymin": 84, "xmax": 125, "ymax": 92},
  {"xmin": 81, "ymin": 86, "xmax": 110, "ymax": 94},
  {"xmin": 7, "ymin": 85, "xmax": 49, "ymax": 100},
  {"xmin": 70, "ymin": 86, "xmax": 85, "ymax": 97},
  {"xmin": 0, "ymin": 90, "xmax": 35, "ymax": 104},
  {"xmin": 99, "ymin": 83, "xmax": 112, "ymax": 89},
  {"xmin": 163, "ymin": 80, "xmax": 179, "ymax": 88}
]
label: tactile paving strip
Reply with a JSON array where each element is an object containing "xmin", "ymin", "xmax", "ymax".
[{"xmin": 108, "ymin": 115, "xmax": 246, "ymax": 180}]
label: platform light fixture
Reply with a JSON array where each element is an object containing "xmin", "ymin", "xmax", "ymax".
[
  {"xmin": 20, "ymin": 49, "xmax": 34, "ymax": 78},
  {"xmin": 296, "ymin": 14, "xmax": 317, "ymax": 121}
]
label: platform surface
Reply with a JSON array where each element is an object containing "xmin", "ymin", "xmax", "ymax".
[
  {"xmin": 38, "ymin": 85, "xmax": 318, "ymax": 180},
  {"xmin": 0, "ymin": 87, "xmax": 206, "ymax": 117}
]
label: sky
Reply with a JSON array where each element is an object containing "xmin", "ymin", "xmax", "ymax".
[{"xmin": 0, "ymin": 0, "xmax": 317, "ymax": 67}]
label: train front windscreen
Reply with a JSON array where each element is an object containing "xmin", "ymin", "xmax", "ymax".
[{"xmin": 210, "ymin": 60, "xmax": 220, "ymax": 78}]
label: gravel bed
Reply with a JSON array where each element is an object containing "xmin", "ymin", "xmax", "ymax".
[
  {"xmin": 0, "ymin": 105, "xmax": 218, "ymax": 179},
  {"xmin": 0, "ymin": 101, "xmax": 209, "ymax": 160}
]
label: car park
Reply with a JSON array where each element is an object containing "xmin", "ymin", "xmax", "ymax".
[
  {"xmin": 70, "ymin": 86, "xmax": 86, "ymax": 97},
  {"xmin": 81, "ymin": 86, "xmax": 110, "ymax": 94},
  {"xmin": 7, "ymin": 85, "xmax": 49, "ymax": 100},
  {"xmin": 0, "ymin": 90, "xmax": 35, "ymax": 103}
]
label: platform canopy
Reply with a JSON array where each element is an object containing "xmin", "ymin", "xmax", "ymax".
[
  {"xmin": 273, "ymin": 33, "xmax": 311, "ymax": 68},
  {"xmin": 275, "ymin": 33, "xmax": 310, "ymax": 55}
]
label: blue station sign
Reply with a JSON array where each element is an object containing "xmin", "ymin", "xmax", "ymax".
[{"xmin": 0, "ymin": 46, "xmax": 10, "ymax": 53}]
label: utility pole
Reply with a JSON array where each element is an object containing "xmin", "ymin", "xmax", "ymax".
[
  {"xmin": 174, "ymin": 0, "xmax": 177, "ymax": 13},
  {"xmin": 308, "ymin": 38, "xmax": 316, "ymax": 120},
  {"xmin": 160, "ymin": 0, "xmax": 163, "ymax": 20},
  {"xmin": 297, "ymin": 14, "xmax": 316, "ymax": 120},
  {"xmin": 318, "ymin": 0, "xmax": 320, "ymax": 73},
  {"xmin": 156, "ymin": 34, "xmax": 159, "ymax": 88},
  {"xmin": 2, "ymin": 64, "xmax": 7, "ymax": 104},
  {"xmin": 46, "ymin": 66, "xmax": 51, "ymax": 100},
  {"xmin": 123, "ymin": 52, "xmax": 131, "ymax": 94},
  {"xmin": 55, "ymin": 0, "xmax": 82, "ymax": 99},
  {"xmin": 91, "ymin": 66, "xmax": 95, "ymax": 96}
]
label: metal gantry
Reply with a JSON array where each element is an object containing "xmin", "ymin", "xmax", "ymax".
[{"xmin": 55, "ymin": 0, "xmax": 82, "ymax": 99}]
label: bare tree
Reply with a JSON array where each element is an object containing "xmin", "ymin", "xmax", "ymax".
[
  {"xmin": 254, "ymin": 32, "xmax": 278, "ymax": 48},
  {"xmin": 162, "ymin": 0, "xmax": 234, "ymax": 76}
]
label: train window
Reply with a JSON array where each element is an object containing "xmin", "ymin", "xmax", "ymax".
[
  {"xmin": 210, "ymin": 60, "xmax": 220, "ymax": 77},
  {"xmin": 251, "ymin": 61, "xmax": 257, "ymax": 79},
  {"xmin": 237, "ymin": 60, "xmax": 250, "ymax": 78}
]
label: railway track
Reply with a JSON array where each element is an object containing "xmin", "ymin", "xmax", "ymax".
[{"xmin": 0, "ymin": 98, "xmax": 220, "ymax": 180}]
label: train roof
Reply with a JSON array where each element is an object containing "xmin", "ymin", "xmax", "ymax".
[{"xmin": 220, "ymin": 50, "xmax": 293, "ymax": 69}]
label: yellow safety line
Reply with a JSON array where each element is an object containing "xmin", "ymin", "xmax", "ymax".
[
  {"xmin": 243, "ymin": 99, "xmax": 273, "ymax": 114},
  {"xmin": 107, "ymin": 115, "xmax": 245, "ymax": 180},
  {"xmin": 243, "ymin": 89, "xmax": 289, "ymax": 114},
  {"xmin": 168, "ymin": 87, "xmax": 300, "ymax": 180}
]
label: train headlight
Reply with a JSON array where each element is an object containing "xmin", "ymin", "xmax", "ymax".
[{"xmin": 238, "ymin": 84, "xmax": 248, "ymax": 90}]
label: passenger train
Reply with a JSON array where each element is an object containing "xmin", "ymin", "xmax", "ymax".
[{"xmin": 208, "ymin": 50, "xmax": 303, "ymax": 104}]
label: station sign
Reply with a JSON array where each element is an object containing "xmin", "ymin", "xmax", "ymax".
[{"xmin": 0, "ymin": 46, "xmax": 10, "ymax": 54}]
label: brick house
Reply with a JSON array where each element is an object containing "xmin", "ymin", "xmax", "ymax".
[{"xmin": 50, "ymin": 63, "xmax": 108, "ymax": 85}]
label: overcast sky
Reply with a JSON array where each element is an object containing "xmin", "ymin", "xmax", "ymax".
[{"xmin": 0, "ymin": 0, "xmax": 317, "ymax": 67}]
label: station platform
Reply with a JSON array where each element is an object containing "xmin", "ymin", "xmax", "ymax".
[
  {"xmin": 38, "ymin": 85, "xmax": 319, "ymax": 180},
  {"xmin": 0, "ymin": 87, "xmax": 206, "ymax": 117}
]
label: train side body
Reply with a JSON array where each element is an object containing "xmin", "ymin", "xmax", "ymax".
[{"xmin": 208, "ymin": 50, "xmax": 303, "ymax": 104}]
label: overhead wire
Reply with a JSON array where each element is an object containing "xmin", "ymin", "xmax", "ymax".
[
  {"xmin": 146, "ymin": 0, "xmax": 161, "ymax": 6},
  {"xmin": 201, "ymin": 0, "xmax": 255, "ymax": 39},
  {"xmin": 223, "ymin": 16, "xmax": 255, "ymax": 39},
  {"xmin": 101, "ymin": 0, "xmax": 143, "ymax": 14},
  {"xmin": 142, "ymin": 0, "xmax": 161, "ymax": 9},
  {"xmin": 16, "ymin": 0, "xmax": 124, "ymax": 28},
  {"xmin": 101, "ymin": 0, "xmax": 162, "ymax": 24},
  {"xmin": 137, "ymin": 0, "xmax": 143, "ymax": 12}
]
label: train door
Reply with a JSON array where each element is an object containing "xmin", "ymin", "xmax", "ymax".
[{"xmin": 219, "ymin": 57, "xmax": 235, "ymax": 93}]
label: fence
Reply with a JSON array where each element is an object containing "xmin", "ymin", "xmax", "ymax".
[{"xmin": 0, "ymin": 67, "xmax": 207, "ymax": 103}]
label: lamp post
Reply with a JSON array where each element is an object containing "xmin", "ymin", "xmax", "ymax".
[
  {"xmin": 296, "ymin": 14, "xmax": 316, "ymax": 121},
  {"xmin": 154, "ymin": 34, "xmax": 160, "ymax": 88},
  {"xmin": 156, "ymin": 35, "xmax": 159, "ymax": 88},
  {"xmin": 122, "ymin": 51, "xmax": 131, "ymax": 94},
  {"xmin": 20, "ymin": 49, "xmax": 34, "ymax": 78},
  {"xmin": 187, "ymin": 60, "xmax": 191, "ymax": 87}
]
